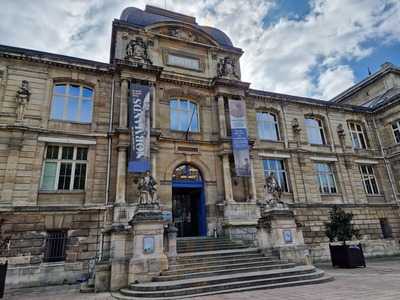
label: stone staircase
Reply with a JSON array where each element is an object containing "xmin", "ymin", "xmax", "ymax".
[{"xmin": 116, "ymin": 237, "xmax": 332, "ymax": 299}]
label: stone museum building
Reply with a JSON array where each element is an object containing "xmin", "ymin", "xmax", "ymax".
[{"xmin": 1, "ymin": 4, "xmax": 400, "ymax": 294}]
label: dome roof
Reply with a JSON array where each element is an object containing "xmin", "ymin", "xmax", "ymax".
[{"xmin": 119, "ymin": 6, "xmax": 234, "ymax": 49}]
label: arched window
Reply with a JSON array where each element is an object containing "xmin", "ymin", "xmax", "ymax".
[
  {"xmin": 170, "ymin": 99, "xmax": 199, "ymax": 132},
  {"xmin": 305, "ymin": 117, "xmax": 326, "ymax": 145},
  {"xmin": 51, "ymin": 83, "xmax": 93, "ymax": 123},
  {"xmin": 256, "ymin": 112, "xmax": 280, "ymax": 141},
  {"xmin": 172, "ymin": 164, "xmax": 202, "ymax": 181}
]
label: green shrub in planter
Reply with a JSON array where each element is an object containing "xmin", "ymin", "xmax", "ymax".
[{"xmin": 325, "ymin": 206, "xmax": 366, "ymax": 268}]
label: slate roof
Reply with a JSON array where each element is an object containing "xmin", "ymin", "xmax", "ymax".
[
  {"xmin": 119, "ymin": 6, "xmax": 236, "ymax": 50},
  {"xmin": 360, "ymin": 87, "xmax": 400, "ymax": 110}
]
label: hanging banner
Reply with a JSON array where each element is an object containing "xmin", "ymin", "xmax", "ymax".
[
  {"xmin": 128, "ymin": 83, "xmax": 151, "ymax": 173},
  {"xmin": 228, "ymin": 99, "xmax": 251, "ymax": 176}
]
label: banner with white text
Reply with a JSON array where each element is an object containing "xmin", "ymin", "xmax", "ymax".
[
  {"xmin": 228, "ymin": 99, "xmax": 251, "ymax": 176},
  {"xmin": 128, "ymin": 83, "xmax": 151, "ymax": 173}
]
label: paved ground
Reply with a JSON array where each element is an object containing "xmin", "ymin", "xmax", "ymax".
[{"xmin": 4, "ymin": 257, "xmax": 400, "ymax": 300}]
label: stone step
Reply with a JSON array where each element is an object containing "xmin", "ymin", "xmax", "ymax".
[
  {"xmin": 154, "ymin": 262, "xmax": 297, "ymax": 281},
  {"xmin": 170, "ymin": 256, "xmax": 276, "ymax": 270},
  {"xmin": 178, "ymin": 244, "xmax": 249, "ymax": 253},
  {"xmin": 162, "ymin": 259, "xmax": 286, "ymax": 276},
  {"xmin": 120, "ymin": 267, "xmax": 329, "ymax": 298},
  {"xmin": 176, "ymin": 247, "xmax": 260, "ymax": 259}
]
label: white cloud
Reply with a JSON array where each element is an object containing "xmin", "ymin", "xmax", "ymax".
[{"xmin": 0, "ymin": 0, "xmax": 399, "ymax": 99}]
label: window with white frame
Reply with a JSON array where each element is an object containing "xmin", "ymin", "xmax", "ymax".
[
  {"xmin": 50, "ymin": 83, "xmax": 93, "ymax": 123},
  {"xmin": 359, "ymin": 165, "xmax": 379, "ymax": 195},
  {"xmin": 41, "ymin": 145, "xmax": 88, "ymax": 191},
  {"xmin": 392, "ymin": 120, "xmax": 400, "ymax": 144},
  {"xmin": 263, "ymin": 159, "xmax": 289, "ymax": 192},
  {"xmin": 348, "ymin": 122, "xmax": 367, "ymax": 149},
  {"xmin": 170, "ymin": 99, "xmax": 199, "ymax": 132},
  {"xmin": 257, "ymin": 112, "xmax": 280, "ymax": 141},
  {"xmin": 305, "ymin": 117, "xmax": 326, "ymax": 145},
  {"xmin": 314, "ymin": 163, "xmax": 337, "ymax": 194}
]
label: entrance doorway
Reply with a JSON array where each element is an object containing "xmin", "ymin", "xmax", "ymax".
[{"xmin": 172, "ymin": 164, "xmax": 207, "ymax": 237}]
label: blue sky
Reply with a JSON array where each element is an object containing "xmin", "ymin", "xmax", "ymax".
[{"xmin": 0, "ymin": 0, "xmax": 399, "ymax": 100}]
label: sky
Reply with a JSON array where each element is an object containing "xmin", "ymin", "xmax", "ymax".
[{"xmin": 0, "ymin": 0, "xmax": 399, "ymax": 100}]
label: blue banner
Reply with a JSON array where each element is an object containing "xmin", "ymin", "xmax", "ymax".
[
  {"xmin": 229, "ymin": 99, "xmax": 251, "ymax": 177},
  {"xmin": 128, "ymin": 83, "xmax": 151, "ymax": 173}
]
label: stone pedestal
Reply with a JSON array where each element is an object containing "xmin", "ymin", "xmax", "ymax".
[
  {"xmin": 128, "ymin": 205, "xmax": 168, "ymax": 284},
  {"xmin": 109, "ymin": 226, "xmax": 130, "ymax": 291},
  {"xmin": 256, "ymin": 208, "xmax": 309, "ymax": 264}
]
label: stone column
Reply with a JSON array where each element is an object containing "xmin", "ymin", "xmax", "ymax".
[
  {"xmin": 222, "ymin": 154, "xmax": 234, "ymax": 202},
  {"xmin": 250, "ymin": 158, "xmax": 257, "ymax": 202},
  {"xmin": 217, "ymin": 95, "xmax": 227, "ymax": 137},
  {"xmin": 115, "ymin": 146, "xmax": 127, "ymax": 204},
  {"xmin": 150, "ymin": 82, "xmax": 156, "ymax": 129},
  {"xmin": 167, "ymin": 224, "xmax": 178, "ymax": 267},
  {"xmin": 119, "ymin": 79, "xmax": 129, "ymax": 128}
]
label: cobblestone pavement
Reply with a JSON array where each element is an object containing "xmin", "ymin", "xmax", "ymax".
[{"xmin": 5, "ymin": 257, "xmax": 400, "ymax": 300}]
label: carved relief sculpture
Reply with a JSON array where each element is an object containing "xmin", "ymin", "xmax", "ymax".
[
  {"xmin": 15, "ymin": 80, "xmax": 31, "ymax": 121},
  {"xmin": 217, "ymin": 56, "xmax": 239, "ymax": 79},
  {"xmin": 263, "ymin": 173, "xmax": 288, "ymax": 210},
  {"xmin": 137, "ymin": 171, "xmax": 159, "ymax": 206},
  {"xmin": 125, "ymin": 37, "xmax": 152, "ymax": 65},
  {"xmin": 169, "ymin": 28, "xmax": 196, "ymax": 42}
]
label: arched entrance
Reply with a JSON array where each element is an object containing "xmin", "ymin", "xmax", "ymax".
[{"xmin": 172, "ymin": 164, "xmax": 207, "ymax": 237}]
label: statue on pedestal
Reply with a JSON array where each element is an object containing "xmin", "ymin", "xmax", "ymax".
[
  {"xmin": 137, "ymin": 171, "xmax": 159, "ymax": 206},
  {"xmin": 15, "ymin": 80, "xmax": 31, "ymax": 121},
  {"xmin": 263, "ymin": 173, "xmax": 288, "ymax": 210}
]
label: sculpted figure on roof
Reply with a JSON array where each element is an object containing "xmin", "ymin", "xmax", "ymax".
[
  {"xmin": 125, "ymin": 37, "xmax": 152, "ymax": 65},
  {"xmin": 217, "ymin": 56, "xmax": 239, "ymax": 80}
]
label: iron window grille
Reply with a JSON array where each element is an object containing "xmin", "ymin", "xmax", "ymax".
[
  {"xmin": 40, "ymin": 145, "xmax": 88, "ymax": 191},
  {"xmin": 348, "ymin": 122, "xmax": 368, "ymax": 149},
  {"xmin": 379, "ymin": 218, "xmax": 393, "ymax": 239},
  {"xmin": 44, "ymin": 230, "xmax": 67, "ymax": 262}
]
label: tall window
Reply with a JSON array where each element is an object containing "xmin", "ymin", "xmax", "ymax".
[
  {"xmin": 348, "ymin": 122, "xmax": 367, "ymax": 149},
  {"xmin": 257, "ymin": 112, "xmax": 280, "ymax": 141},
  {"xmin": 44, "ymin": 230, "xmax": 67, "ymax": 262},
  {"xmin": 41, "ymin": 145, "xmax": 88, "ymax": 191},
  {"xmin": 392, "ymin": 120, "xmax": 400, "ymax": 144},
  {"xmin": 359, "ymin": 165, "xmax": 379, "ymax": 195},
  {"xmin": 263, "ymin": 159, "xmax": 289, "ymax": 192},
  {"xmin": 315, "ymin": 163, "xmax": 337, "ymax": 194},
  {"xmin": 51, "ymin": 83, "xmax": 93, "ymax": 123},
  {"xmin": 170, "ymin": 99, "xmax": 199, "ymax": 132},
  {"xmin": 305, "ymin": 117, "xmax": 326, "ymax": 145}
]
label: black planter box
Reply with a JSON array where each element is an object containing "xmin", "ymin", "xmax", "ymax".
[
  {"xmin": 329, "ymin": 243, "xmax": 366, "ymax": 268},
  {"xmin": 0, "ymin": 261, "xmax": 7, "ymax": 299}
]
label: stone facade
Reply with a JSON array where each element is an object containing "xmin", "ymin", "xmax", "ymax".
[{"xmin": 1, "ymin": 4, "xmax": 400, "ymax": 289}]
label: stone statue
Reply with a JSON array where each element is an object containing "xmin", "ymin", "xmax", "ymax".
[
  {"xmin": 263, "ymin": 173, "xmax": 288, "ymax": 210},
  {"xmin": 15, "ymin": 80, "xmax": 31, "ymax": 121},
  {"xmin": 137, "ymin": 171, "xmax": 159, "ymax": 206},
  {"xmin": 217, "ymin": 56, "xmax": 239, "ymax": 79},
  {"xmin": 125, "ymin": 37, "xmax": 152, "ymax": 64}
]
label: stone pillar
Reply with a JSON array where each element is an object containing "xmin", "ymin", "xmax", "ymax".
[
  {"xmin": 109, "ymin": 228, "xmax": 130, "ymax": 291},
  {"xmin": 250, "ymin": 158, "xmax": 257, "ymax": 203},
  {"xmin": 222, "ymin": 154, "xmax": 234, "ymax": 202},
  {"xmin": 217, "ymin": 95, "xmax": 227, "ymax": 137},
  {"xmin": 150, "ymin": 82, "xmax": 156, "ymax": 129},
  {"xmin": 128, "ymin": 209, "xmax": 168, "ymax": 284},
  {"xmin": 119, "ymin": 79, "xmax": 129, "ymax": 128},
  {"xmin": 257, "ymin": 209, "xmax": 308, "ymax": 264},
  {"xmin": 115, "ymin": 146, "xmax": 127, "ymax": 204},
  {"xmin": 166, "ymin": 224, "xmax": 178, "ymax": 268}
]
